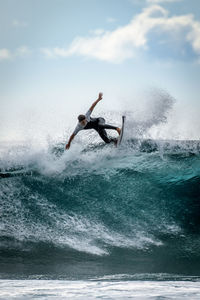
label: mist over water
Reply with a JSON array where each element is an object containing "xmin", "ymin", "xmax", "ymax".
[
  {"xmin": 1, "ymin": 87, "xmax": 199, "ymax": 144},
  {"xmin": 0, "ymin": 88, "xmax": 200, "ymax": 280}
]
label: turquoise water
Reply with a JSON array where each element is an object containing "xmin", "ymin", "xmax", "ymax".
[{"xmin": 0, "ymin": 139, "xmax": 200, "ymax": 280}]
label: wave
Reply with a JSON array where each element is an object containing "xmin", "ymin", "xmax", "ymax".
[{"xmin": 0, "ymin": 137, "xmax": 200, "ymax": 278}]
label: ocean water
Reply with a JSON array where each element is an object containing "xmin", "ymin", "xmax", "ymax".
[{"xmin": 0, "ymin": 135, "xmax": 200, "ymax": 298}]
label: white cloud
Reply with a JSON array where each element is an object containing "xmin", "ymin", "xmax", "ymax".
[
  {"xmin": 0, "ymin": 46, "xmax": 32, "ymax": 62},
  {"xmin": 186, "ymin": 21, "xmax": 200, "ymax": 53},
  {"xmin": 0, "ymin": 49, "xmax": 12, "ymax": 61},
  {"xmin": 41, "ymin": 47, "xmax": 70, "ymax": 59},
  {"xmin": 41, "ymin": 5, "xmax": 200, "ymax": 63},
  {"xmin": 16, "ymin": 46, "xmax": 32, "ymax": 57},
  {"xmin": 40, "ymin": 48, "xmax": 55, "ymax": 59},
  {"xmin": 106, "ymin": 17, "xmax": 117, "ymax": 23},
  {"xmin": 12, "ymin": 19, "xmax": 28, "ymax": 28},
  {"xmin": 89, "ymin": 29, "xmax": 105, "ymax": 35}
]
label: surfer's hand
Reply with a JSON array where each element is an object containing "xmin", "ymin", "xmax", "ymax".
[
  {"xmin": 65, "ymin": 143, "xmax": 70, "ymax": 150},
  {"xmin": 98, "ymin": 92, "xmax": 103, "ymax": 100}
]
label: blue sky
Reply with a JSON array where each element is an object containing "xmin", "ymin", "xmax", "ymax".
[{"xmin": 0, "ymin": 0, "xmax": 200, "ymax": 142}]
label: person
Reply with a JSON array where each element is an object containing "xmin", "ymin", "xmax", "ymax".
[{"xmin": 65, "ymin": 93, "xmax": 121, "ymax": 150}]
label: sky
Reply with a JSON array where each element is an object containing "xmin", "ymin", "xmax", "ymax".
[{"xmin": 0, "ymin": 0, "xmax": 200, "ymax": 142}]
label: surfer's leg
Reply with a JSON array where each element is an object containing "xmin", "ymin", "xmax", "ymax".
[
  {"xmin": 97, "ymin": 128, "xmax": 110, "ymax": 143},
  {"xmin": 101, "ymin": 124, "xmax": 117, "ymax": 130},
  {"xmin": 99, "ymin": 124, "xmax": 121, "ymax": 135},
  {"xmin": 96, "ymin": 128, "xmax": 112, "ymax": 144}
]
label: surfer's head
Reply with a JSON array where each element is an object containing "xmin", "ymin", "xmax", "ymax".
[{"xmin": 78, "ymin": 114, "xmax": 87, "ymax": 126}]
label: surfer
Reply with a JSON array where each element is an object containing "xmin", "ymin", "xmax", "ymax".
[{"xmin": 65, "ymin": 93, "xmax": 121, "ymax": 150}]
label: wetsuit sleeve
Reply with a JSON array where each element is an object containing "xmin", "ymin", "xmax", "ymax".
[
  {"xmin": 73, "ymin": 124, "xmax": 82, "ymax": 135},
  {"xmin": 85, "ymin": 109, "xmax": 92, "ymax": 121}
]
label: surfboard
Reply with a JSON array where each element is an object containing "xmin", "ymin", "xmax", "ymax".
[{"xmin": 117, "ymin": 116, "xmax": 126, "ymax": 147}]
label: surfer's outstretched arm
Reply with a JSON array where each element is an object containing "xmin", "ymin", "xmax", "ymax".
[
  {"xmin": 89, "ymin": 92, "xmax": 103, "ymax": 112},
  {"xmin": 65, "ymin": 133, "xmax": 75, "ymax": 150}
]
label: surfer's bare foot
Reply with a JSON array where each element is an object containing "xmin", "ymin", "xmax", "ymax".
[
  {"xmin": 116, "ymin": 127, "xmax": 121, "ymax": 135},
  {"xmin": 112, "ymin": 138, "xmax": 118, "ymax": 146}
]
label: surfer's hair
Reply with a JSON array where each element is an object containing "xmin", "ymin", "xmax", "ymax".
[{"xmin": 78, "ymin": 114, "xmax": 86, "ymax": 122}]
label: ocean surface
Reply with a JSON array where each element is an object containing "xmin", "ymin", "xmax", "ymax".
[{"xmin": 0, "ymin": 137, "xmax": 200, "ymax": 298}]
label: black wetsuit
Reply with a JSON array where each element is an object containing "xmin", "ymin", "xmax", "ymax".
[{"xmin": 84, "ymin": 117, "xmax": 117, "ymax": 143}]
